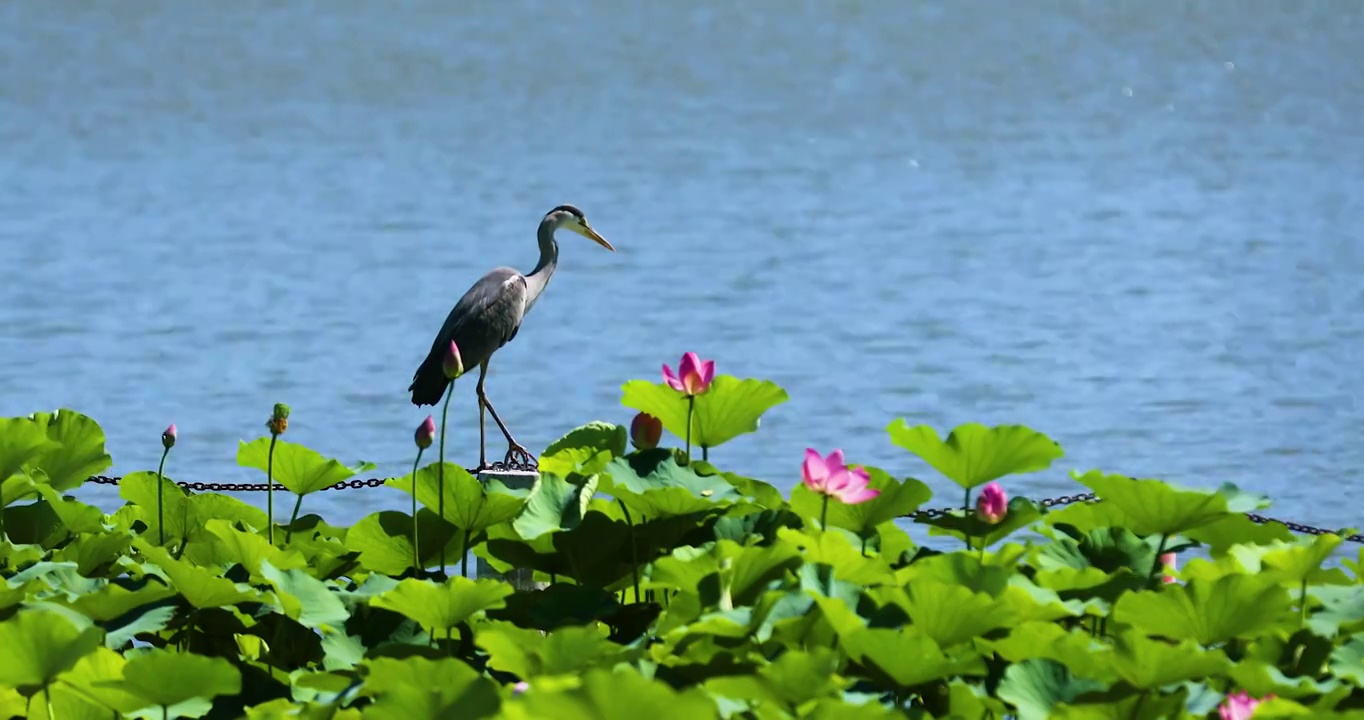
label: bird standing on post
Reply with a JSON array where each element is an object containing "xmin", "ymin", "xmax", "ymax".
[{"xmin": 408, "ymin": 204, "xmax": 614, "ymax": 471}]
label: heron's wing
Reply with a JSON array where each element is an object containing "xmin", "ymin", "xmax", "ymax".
[{"xmin": 427, "ymin": 266, "xmax": 529, "ymax": 370}]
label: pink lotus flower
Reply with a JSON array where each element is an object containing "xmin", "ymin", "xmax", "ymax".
[
  {"xmin": 161, "ymin": 424, "xmax": 177, "ymax": 450},
  {"xmin": 414, "ymin": 415, "xmax": 436, "ymax": 450},
  {"xmin": 662, "ymin": 352, "xmax": 715, "ymax": 396},
  {"xmin": 512, "ymin": 680, "xmax": 529, "ymax": 695},
  {"xmin": 802, "ymin": 448, "xmax": 879, "ymax": 505},
  {"xmin": 1219, "ymin": 691, "xmax": 1272, "ymax": 720},
  {"xmin": 630, "ymin": 412, "xmax": 662, "ymax": 450},
  {"xmin": 976, "ymin": 482, "xmax": 1007, "ymax": 524},
  {"xmin": 1160, "ymin": 552, "xmax": 1178, "ymax": 584},
  {"xmin": 442, "ymin": 340, "xmax": 464, "ymax": 379}
]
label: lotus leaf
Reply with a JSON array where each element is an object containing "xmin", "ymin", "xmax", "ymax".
[
  {"xmin": 886, "ymin": 420, "xmax": 1063, "ymax": 490},
  {"xmin": 620, "ymin": 375, "xmax": 789, "ymax": 451},
  {"xmin": 360, "ymin": 656, "xmax": 501, "ymax": 720},
  {"xmin": 23, "ymin": 410, "xmax": 113, "ymax": 491},
  {"xmin": 387, "ymin": 461, "xmax": 525, "ymax": 536},
  {"xmin": 0, "ymin": 608, "xmax": 103, "ymax": 694},
  {"xmin": 601, "ymin": 449, "xmax": 741, "ymax": 518},
  {"xmin": 538, "ymin": 421, "xmax": 628, "ymax": 477},
  {"xmin": 502, "ymin": 667, "xmax": 720, "ymax": 720},
  {"xmin": 237, "ymin": 437, "xmax": 373, "ymax": 496},
  {"xmin": 996, "ymin": 659, "xmax": 1108, "ymax": 720},
  {"xmin": 512, "ymin": 472, "xmax": 598, "ymax": 539},
  {"xmin": 1114, "ymin": 573, "xmax": 1295, "ymax": 644},
  {"xmin": 344, "ymin": 509, "xmax": 461, "ymax": 575},
  {"xmin": 369, "ymin": 575, "xmax": 514, "ymax": 636}
]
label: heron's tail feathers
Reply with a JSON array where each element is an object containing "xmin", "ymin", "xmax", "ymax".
[{"xmin": 409, "ymin": 352, "xmax": 452, "ymax": 406}]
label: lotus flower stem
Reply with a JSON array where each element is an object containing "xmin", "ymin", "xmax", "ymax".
[
  {"xmin": 155, "ymin": 442, "xmax": 171, "ymax": 547},
  {"xmin": 438, "ymin": 385, "xmax": 454, "ymax": 573},
  {"xmin": 1300, "ymin": 578, "xmax": 1308, "ymax": 628},
  {"xmin": 618, "ymin": 500, "xmax": 641, "ymax": 603},
  {"xmin": 461, "ymin": 528, "xmax": 470, "ymax": 578},
  {"xmin": 410, "ymin": 448, "xmax": 424, "ymax": 574},
  {"xmin": 1145, "ymin": 533, "xmax": 1170, "ymax": 588},
  {"xmin": 684, "ymin": 396, "xmax": 695, "ymax": 463},
  {"xmin": 820, "ymin": 494, "xmax": 830, "ymax": 531},
  {"xmin": 963, "ymin": 487, "xmax": 972, "ymax": 551},
  {"xmin": 285, "ymin": 493, "xmax": 305, "ymax": 543},
  {"xmin": 702, "ymin": 446, "xmax": 708, "ymax": 462},
  {"xmin": 267, "ymin": 435, "xmax": 278, "ymax": 544}
]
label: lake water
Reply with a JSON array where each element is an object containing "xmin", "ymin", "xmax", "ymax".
[{"xmin": 2, "ymin": 1, "xmax": 1362, "ymax": 535}]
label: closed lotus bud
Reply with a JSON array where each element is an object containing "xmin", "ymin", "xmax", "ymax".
[
  {"xmin": 161, "ymin": 424, "xmax": 177, "ymax": 449},
  {"xmin": 1160, "ymin": 552, "xmax": 1177, "ymax": 584},
  {"xmin": 630, "ymin": 412, "xmax": 662, "ymax": 450},
  {"xmin": 267, "ymin": 402, "xmax": 291, "ymax": 436},
  {"xmin": 442, "ymin": 341, "xmax": 464, "ymax": 379},
  {"xmin": 415, "ymin": 415, "xmax": 436, "ymax": 450},
  {"xmin": 975, "ymin": 482, "xmax": 1008, "ymax": 525}
]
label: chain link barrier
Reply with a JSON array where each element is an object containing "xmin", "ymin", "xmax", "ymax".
[{"xmin": 79, "ymin": 476, "xmax": 1364, "ymax": 544}]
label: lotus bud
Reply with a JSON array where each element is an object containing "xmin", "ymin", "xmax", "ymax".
[
  {"xmin": 975, "ymin": 482, "xmax": 1007, "ymax": 524},
  {"xmin": 1218, "ymin": 691, "xmax": 1272, "ymax": 720},
  {"xmin": 1160, "ymin": 552, "xmax": 1177, "ymax": 584},
  {"xmin": 161, "ymin": 424, "xmax": 177, "ymax": 449},
  {"xmin": 630, "ymin": 412, "xmax": 663, "ymax": 450},
  {"xmin": 267, "ymin": 403, "xmax": 290, "ymax": 436},
  {"xmin": 442, "ymin": 340, "xmax": 464, "ymax": 379},
  {"xmin": 415, "ymin": 415, "xmax": 436, "ymax": 450},
  {"xmin": 512, "ymin": 681, "xmax": 529, "ymax": 695}
]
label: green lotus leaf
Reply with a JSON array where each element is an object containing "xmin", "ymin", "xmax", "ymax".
[
  {"xmin": 258, "ymin": 559, "xmax": 349, "ymax": 632},
  {"xmin": 184, "ymin": 518, "xmax": 306, "ymax": 576},
  {"xmin": 1041, "ymin": 500, "xmax": 1131, "ymax": 535},
  {"xmin": 7, "ymin": 561, "xmax": 102, "ymax": 602},
  {"xmin": 0, "ymin": 608, "xmax": 103, "ymax": 694},
  {"xmin": 476, "ymin": 621, "xmax": 622, "ymax": 678},
  {"xmin": 0, "ymin": 416, "xmax": 57, "ymax": 490},
  {"xmin": 645, "ymin": 539, "xmax": 800, "ymax": 609},
  {"xmin": 486, "ymin": 584, "xmax": 619, "ymax": 631},
  {"xmin": 105, "ymin": 605, "xmax": 177, "ymax": 651},
  {"xmin": 23, "ymin": 410, "xmax": 112, "ymax": 491},
  {"xmin": 694, "ymin": 463, "xmax": 784, "ymax": 509},
  {"xmin": 1, "ymin": 475, "xmax": 38, "ymax": 511},
  {"xmin": 1306, "ymin": 585, "xmax": 1364, "ymax": 637},
  {"xmin": 620, "ymin": 375, "xmax": 789, "ymax": 451},
  {"xmin": 387, "ymin": 462, "xmax": 526, "ymax": 535},
  {"xmin": 1227, "ymin": 658, "xmax": 1341, "ymax": 699},
  {"xmin": 113, "ymin": 648, "xmax": 241, "ymax": 712},
  {"xmin": 791, "ymin": 466, "xmax": 932, "ymax": 536},
  {"xmin": 1114, "ymin": 573, "xmax": 1295, "ymax": 645},
  {"xmin": 842, "ymin": 625, "xmax": 986, "ymax": 689},
  {"xmin": 135, "ymin": 542, "xmax": 265, "ymax": 609},
  {"xmin": 711, "ymin": 508, "xmax": 804, "ymax": 547},
  {"xmin": 996, "ymin": 658, "xmax": 1108, "ymax": 720},
  {"xmin": 55, "ymin": 531, "xmax": 132, "ymax": 577},
  {"xmin": 1053, "ymin": 690, "xmax": 1191, "ymax": 720},
  {"xmin": 186, "ymin": 492, "xmax": 269, "ymax": 532},
  {"xmin": 369, "ymin": 575, "xmax": 514, "ymax": 636},
  {"xmin": 502, "ymin": 667, "xmax": 718, "ymax": 720},
  {"xmin": 1248, "ymin": 534, "xmax": 1351, "ymax": 586},
  {"xmin": 704, "ymin": 647, "xmax": 847, "ymax": 710},
  {"xmin": 886, "ymin": 420, "xmax": 1063, "ymax": 490},
  {"xmin": 1108, "ymin": 629, "xmax": 1231, "ymax": 689},
  {"xmin": 237, "ymin": 437, "xmax": 374, "ymax": 496},
  {"xmin": 777, "ymin": 527, "xmax": 896, "ymax": 587},
  {"xmin": 1033, "ymin": 525, "xmax": 1162, "ymax": 577},
  {"xmin": 359, "ymin": 656, "xmax": 501, "ymax": 720},
  {"xmin": 61, "ymin": 578, "xmax": 175, "ymax": 623},
  {"xmin": 51, "ymin": 646, "xmax": 145, "ymax": 715},
  {"xmin": 600, "ymin": 449, "xmax": 741, "ymax": 518},
  {"xmin": 896, "ymin": 552, "xmax": 1012, "ymax": 596},
  {"xmin": 1185, "ymin": 512, "xmax": 1296, "ymax": 554},
  {"xmin": 33, "ymin": 485, "xmax": 105, "ymax": 534},
  {"xmin": 984, "ymin": 621, "xmax": 1117, "ymax": 683},
  {"xmin": 1329, "ymin": 636, "xmax": 1364, "ymax": 687},
  {"xmin": 118, "ymin": 471, "xmax": 194, "ymax": 546},
  {"xmin": 512, "ymin": 472, "xmax": 598, "ymax": 540},
  {"xmin": 920, "ymin": 498, "xmax": 1044, "ymax": 549},
  {"xmin": 538, "ymin": 421, "xmax": 627, "ymax": 478},
  {"xmin": 344, "ymin": 509, "xmax": 462, "ymax": 575},
  {"xmin": 889, "ymin": 578, "xmax": 1015, "ymax": 647},
  {"xmin": 1073, "ymin": 470, "xmax": 1267, "ymax": 536}
]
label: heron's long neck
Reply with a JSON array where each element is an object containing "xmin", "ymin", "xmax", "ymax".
[{"xmin": 523, "ymin": 220, "xmax": 559, "ymax": 313}]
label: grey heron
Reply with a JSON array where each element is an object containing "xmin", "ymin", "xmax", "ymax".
[{"xmin": 408, "ymin": 204, "xmax": 614, "ymax": 470}]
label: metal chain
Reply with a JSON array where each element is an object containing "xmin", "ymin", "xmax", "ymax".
[{"xmin": 77, "ymin": 477, "xmax": 1362, "ymax": 544}]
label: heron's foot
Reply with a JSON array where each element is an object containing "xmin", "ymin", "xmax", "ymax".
[{"xmin": 503, "ymin": 444, "xmax": 538, "ymax": 471}]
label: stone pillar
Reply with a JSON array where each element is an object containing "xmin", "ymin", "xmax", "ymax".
[{"xmin": 474, "ymin": 468, "xmax": 548, "ymax": 591}]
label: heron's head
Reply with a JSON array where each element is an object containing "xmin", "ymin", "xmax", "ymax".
[{"xmin": 546, "ymin": 204, "xmax": 614, "ymax": 251}]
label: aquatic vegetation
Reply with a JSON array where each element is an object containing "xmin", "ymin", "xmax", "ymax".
[{"xmin": 0, "ymin": 363, "xmax": 1362, "ymax": 719}]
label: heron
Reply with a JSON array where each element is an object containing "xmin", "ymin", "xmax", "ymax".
[{"xmin": 407, "ymin": 204, "xmax": 614, "ymax": 471}]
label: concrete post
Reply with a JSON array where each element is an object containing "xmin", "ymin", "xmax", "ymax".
[{"xmin": 474, "ymin": 468, "xmax": 548, "ymax": 591}]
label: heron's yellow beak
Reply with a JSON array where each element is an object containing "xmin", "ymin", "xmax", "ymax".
[{"xmin": 574, "ymin": 221, "xmax": 615, "ymax": 251}]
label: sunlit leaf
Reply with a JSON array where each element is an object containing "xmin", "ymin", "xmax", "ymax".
[
  {"xmin": 513, "ymin": 473, "xmax": 598, "ymax": 540},
  {"xmin": 387, "ymin": 462, "xmax": 526, "ymax": 535},
  {"xmin": 359, "ymin": 656, "xmax": 501, "ymax": 720},
  {"xmin": 258, "ymin": 560, "xmax": 349, "ymax": 632},
  {"xmin": 503, "ymin": 667, "xmax": 718, "ymax": 720},
  {"xmin": 237, "ymin": 437, "xmax": 374, "ymax": 496},
  {"xmin": 842, "ymin": 625, "xmax": 986, "ymax": 688},
  {"xmin": 369, "ymin": 576, "xmax": 514, "ymax": 635},
  {"xmin": 135, "ymin": 542, "xmax": 265, "ymax": 609},
  {"xmin": 0, "ymin": 416, "xmax": 58, "ymax": 490},
  {"xmin": 344, "ymin": 509, "xmax": 461, "ymax": 575},
  {"xmin": 620, "ymin": 376, "xmax": 789, "ymax": 450},
  {"xmin": 1114, "ymin": 573, "xmax": 1295, "ymax": 645},
  {"xmin": 23, "ymin": 410, "xmax": 113, "ymax": 491},
  {"xmin": 115, "ymin": 648, "xmax": 242, "ymax": 710},
  {"xmin": 984, "ymin": 622, "xmax": 1117, "ymax": 683},
  {"xmin": 118, "ymin": 471, "xmax": 194, "ymax": 546},
  {"xmin": 538, "ymin": 422, "xmax": 627, "ymax": 478},
  {"xmin": 886, "ymin": 420, "xmax": 1063, "ymax": 490},
  {"xmin": 33, "ymin": 485, "xmax": 105, "ymax": 535},
  {"xmin": 1073, "ymin": 470, "xmax": 1266, "ymax": 536},
  {"xmin": 996, "ymin": 659, "xmax": 1108, "ymax": 720},
  {"xmin": 52, "ymin": 647, "xmax": 145, "ymax": 715},
  {"xmin": 601, "ymin": 449, "xmax": 741, "ymax": 518},
  {"xmin": 920, "ymin": 498, "xmax": 1043, "ymax": 549},
  {"xmin": 477, "ymin": 622, "xmax": 622, "ymax": 678},
  {"xmin": 0, "ymin": 608, "xmax": 103, "ymax": 693},
  {"xmin": 1108, "ymin": 629, "xmax": 1231, "ymax": 689}
]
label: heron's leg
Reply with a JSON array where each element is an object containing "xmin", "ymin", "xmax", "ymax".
[
  {"xmin": 475, "ymin": 361, "xmax": 490, "ymax": 471},
  {"xmin": 474, "ymin": 362, "xmax": 537, "ymax": 468}
]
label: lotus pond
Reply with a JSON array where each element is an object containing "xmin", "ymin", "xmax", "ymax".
[{"xmin": 1, "ymin": 360, "xmax": 1362, "ymax": 719}]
